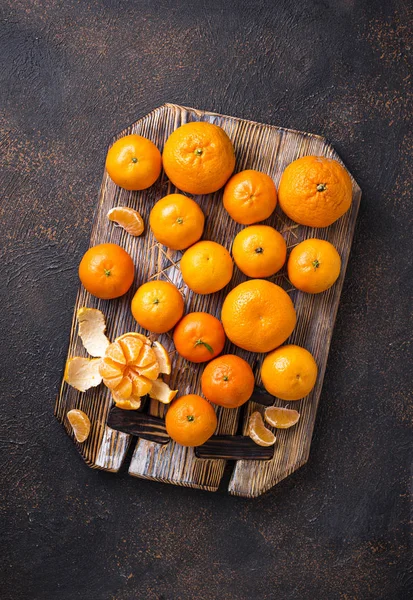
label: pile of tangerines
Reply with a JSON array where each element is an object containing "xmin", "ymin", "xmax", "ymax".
[{"xmin": 77, "ymin": 121, "xmax": 352, "ymax": 448}]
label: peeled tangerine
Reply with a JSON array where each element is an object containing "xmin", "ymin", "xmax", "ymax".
[
  {"xmin": 248, "ymin": 411, "xmax": 276, "ymax": 447},
  {"xmin": 99, "ymin": 333, "xmax": 176, "ymax": 410}
]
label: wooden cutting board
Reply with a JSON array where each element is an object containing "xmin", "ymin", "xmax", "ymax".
[{"xmin": 55, "ymin": 103, "xmax": 361, "ymax": 498}]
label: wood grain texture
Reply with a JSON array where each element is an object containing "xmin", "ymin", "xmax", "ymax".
[{"xmin": 55, "ymin": 103, "xmax": 361, "ymax": 496}]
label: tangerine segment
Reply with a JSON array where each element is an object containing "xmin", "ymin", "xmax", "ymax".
[
  {"xmin": 65, "ymin": 357, "xmax": 103, "ymax": 392},
  {"xmin": 100, "ymin": 333, "xmax": 160, "ymax": 404},
  {"xmin": 221, "ymin": 280, "xmax": 296, "ymax": 353},
  {"xmin": 180, "ymin": 241, "xmax": 233, "ymax": 295},
  {"xmin": 248, "ymin": 411, "xmax": 276, "ymax": 447},
  {"xmin": 162, "ymin": 122, "xmax": 236, "ymax": 195},
  {"xmin": 201, "ymin": 354, "xmax": 255, "ymax": 408},
  {"xmin": 278, "ymin": 155, "xmax": 352, "ymax": 227},
  {"xmin": 76, "ymin": 307, "xmax": 110, "ymax": 358},
  {"xmin": 118, "ymin": 336, "xmax": 144, "ymax": 364},
  {"xmin": 232, "ymin": 225, "xmax": 287, "ymax": 278},
  {"xmin": 99, "ymin": 357, "xmax": 123, "ymax": 381},
  {"xmin": 287, "ymin": 238, "xmax": 341, "ymax": 294},
  {"xmin": 165, "ymin": 394, "xmax": 217, "ymax": 447},
  {"xmin": 264, "ymin": 406, "xmax": 300, "ymax": 429},
  {"xmin": 149, "ymin": 194, "xmax": 205, "ymax": 251},
  {"xmin": 138, "ymin": 361, "xmax": 160, "ymax": 380},
  {"xmin": 129, "ymin": 371, "xmax": 153, "ymax": 397},
  {"xmin": 67, "ymin": 409, "xmax": 91, "ymax": 443},
  {"xmin": 106, "ymin": 134, "xmax": 162, "ymax": 191},
  {"xmin": 173, "ymin": 312, "xmax": 226, "ymax": 363},
  {"xmin": 131, "ymin": 281, "xmax": 184, "ymax": 334},
  {"xmin": 107, "ymin": 206, "xmax": 145, "ymax": 237},
  {"xmin": 261, "ymin": 345, "xmax": 318, "ymax": 401},
  {"xmin": 137, "ymin": 344, "xmax": 157, "ymax": 368},
  {"xmin": 112, "ymin": 375, "xmax": 133, "ymax": 400},
  {"xmin": 105, "ymin": 340, "xmax": 127, "ymax": 365},
  {"xmin": 114, "ymin": 397, "xmax": 142, "ymax": 410},
  {"xmin": 223, "ymin": 170, "xmax": 277, "ymax": 225}
]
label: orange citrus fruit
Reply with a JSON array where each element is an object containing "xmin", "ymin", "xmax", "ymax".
[
  {"xmin": 221, "ymin": 279, "xmax": 296, "ymax": 353},
  {"xmin": 223, "ymin": 170, "xmax": 277, "ymax": 224},
  {"xmin": 78, "ymin": 243, "xmax": 134, "ymax": 300},
  {"xmin": 248, "ymin": 411, "xmax": 276, "ymax": 447},
  {"xmin": 165, "ymin": 394, "xmax": 217, "ymax": 447},
  {"xmin": 278, "ymin": 156, "xmax": 352, "ymax": 227},
  {"xmin": 107, "ymin": 206, "xmax": 144, "ymax": 236},
  {"xmin": 201, "ymin": 354, "xmax": 255, "ymax": 408},
  {"xmin": 264, "ymin": 406, "xmax": 300, "ymax": 429},
  {"xmin": 67, "ymin": 409, "xmax": 91, "ymax": 442},
  {"xmin": 162, "ymin": 121, "xmax": 235, "ymax": 195},
  {"xmin": 131, "ymin": 280, "xmax": 184, "ymax": 333},
  {"xmin": 261, "ymin": 344, "xmax": 318, "ymax": 401},
  {"xmin": 105, "ymin": 134, "xmax": 162, "ymax": 191},
  {"xmin": 288, "ymin": 238, "xmax": 341, "ymax": 293},
  {"xmin": 149, "ymin": 193, "xmax": 205, "ymax": 250},
  {"xmin": 99, "ymin": 332, "xmax": 161, "ymax": 409},
  {"xmin": 180, "ymin": 241, "xmax": 233, "ymax": 294},
  {"xmin": 232, "ymin": 225, "xmax": 287, "ymax": 278},
  {"xmin": 173, "ymin": 312, "xmax": 226, "ymax": 363}
]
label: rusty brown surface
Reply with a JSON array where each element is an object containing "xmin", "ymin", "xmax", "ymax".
[{"xmin": 1, "ymin": 1, "xmax": 412, "ymax": 599}]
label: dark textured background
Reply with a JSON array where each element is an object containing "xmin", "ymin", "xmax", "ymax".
[{"xmin": 1, "ymin": 1, "xmax": 412, "ymax": 599}]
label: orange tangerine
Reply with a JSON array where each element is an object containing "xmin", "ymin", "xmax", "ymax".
[
  {"xmin": 223, "ymin": 170, "xmax": 277, "ymax": 224},
  {"xmin": 162, "ymin": 122, "xmax": 235, "ymax": 195},
  {"xmin": 288, "ymin": 238, "xmax": 341, "ymax": 293},
  {"xmin": 261, "ymin": 345, "xmax": 318, "ymax": 401},
  {"xmin": 232, "ymin": 225, "xmax": 287, "ymax": 278},
  {"xmin": 131, "ymin": 280, "xmax": 184, "ymax": 334},
  {"xmin": 106, "ymin": 134, "xmax": 161, "ymax": 191},
  {"xmin": 165, "ymin": 394, "xmax": 217, "ymax": 447},
  {"xmin": 221, "ymin": 280, "xmax": 296, "ymax": 353},
  {"xmin": 149, "ymin": 194, "xmax": 204, "ymax": 250},
  {"xmin": 180, "ymin": 241, "xmax": 233, "ymax": 295}
]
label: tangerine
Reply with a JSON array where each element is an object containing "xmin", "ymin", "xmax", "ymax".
[
  {"xmin": 288, "ymin": 238, "xmax": 341, "ymax": 293},
  {"xmin": 173, "ymin": 312, "xmax": 226, "ymax": 363},
  {"xmin": 131, "ymin": 280, "xmax": 184, "ymax": 333},
  {"xmin": 162, "ymin": 121, "xmax": 235, "ymax": 195},
  {"xmin": 180, "ymin": 241, "xmax": 233, "ymax": 295},
  {"xmin": 278, "ymin": 155, "xmax": 352, "ymax": 227},
  {"xmin": 105, "ymin": 134, "xmax": 162, "ymax": 190},
  {"xmin": 221, "ymin": 279, "xmax": 296, "ymax": 353},
  {"xmin": 223, "ymin": 170, "xmax": 277, "ymax": 224},
  {"xmin": 261, "ymin": 344, "xmax": 318, "ymax": 401},
  {"xmin": 232, "ymin": 225, "xmax": 287, "ymax": 278},
  {"xmin": 78, "ymin": 243, "xmax": 134, "ymax": 300},
  {"xmin": 201, "ymin": 354, "xmax": 255, "ymax": 408},
  {"xmin": 165, "ymin": 394, "xmax": 217, "ymax": 447},
  {"xmin": 149, "ymin": 194, "xmax": 205, "ymax": 250}
]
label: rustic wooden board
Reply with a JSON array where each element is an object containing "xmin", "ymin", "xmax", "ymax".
[{"xmin": 55, "ymin": 103, "xmax": 361, "ymax": 496}]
